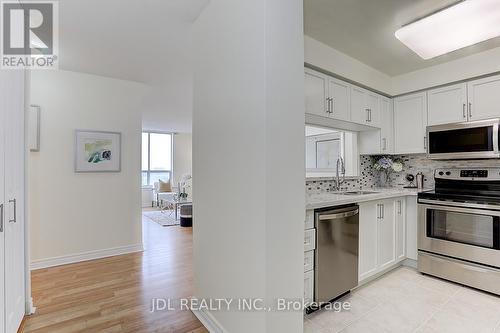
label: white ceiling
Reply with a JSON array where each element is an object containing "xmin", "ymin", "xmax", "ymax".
[
  {"xmin": 56, "ymin": 0, "xmax": 208, "ymax": 133},
  {"xmin": 304, "ymin": 0, "xmax": 500, "ymax": 76}
]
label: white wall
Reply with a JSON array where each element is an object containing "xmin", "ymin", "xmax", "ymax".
[
  {"xmin": 391, "ymin": 46, "xmax": 500, "ymax": 95},
  {"xmin": 193, "ymin": 0, "xmax": 304, "ymax": 332},
  {"xmin": 29, "ymin": 70, "xmax": 145, "ymax": 267},
  {"xmin": 305, "ymin": 36, "xmax": 393, "ymax": 94},
  {"xmin": 173, "ymin": 133, "xmax": 192, "ymax": 184}
]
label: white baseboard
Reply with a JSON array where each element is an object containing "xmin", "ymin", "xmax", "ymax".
[
  {"xmin": 30, "ymin": 244, "xmax": 144, "ymax": 270},
  {"xmin": 191, "ymin": 308, "xmax": 227, "ymax": 333},
  {"xmin": 402, "ymin": 258, "xmax": 418, "ymax": 269}
]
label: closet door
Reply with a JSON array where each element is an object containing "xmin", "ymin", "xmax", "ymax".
[
  {"xmin": 0, "ymin": 70, "xmax": 5, "ymax": 333},
  {"xmin": 3, "ymin": 71, "xmax": 25, "ymax": 333}
]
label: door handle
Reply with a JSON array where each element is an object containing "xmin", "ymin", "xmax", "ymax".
[
  {"xmin": 326, "ymin": 97, "xmax": 330, "ymax": 114},
  {"xmin": 398, "ymin": 201, "xmax": 402, "ymax": 215},
  {"xmin": 424, "ymin": 136, "xmax": 427, "ymax": 150},
  {"xmin": 319, "ymin": 209, "xmax": 359, "ymax": 220},
  {"xmin": 382, "ymin": 138, "xmax": 387, "ymax": 151},
  {"xmin": 468, "ymin": 102, "xmax": 472, "ymax": 118},
  {"xmin": 0, "ymin": 204, "xmax": 3, "ymax": 232},
  {"xmin": 462, "ymin": 103, "xmax": 466, "ymax": 119},
  {"xmin": 381, "ymin": 204, "xmax": 384, "ymax": 219},
  {"xmin": 330, "ymin": 98, "xmax": 334, "ymax": 115},
  {"xmin": 9, "ymin": 199, "xmax": 16, "ymax": 223},
  {"xmin": 369, "ymin": 109, "xmax": 372, "ymax": 122}
]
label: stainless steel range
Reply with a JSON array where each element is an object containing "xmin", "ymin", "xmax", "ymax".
[{"xmin": 418, "ymin": 168, "xmax": 500, "ymax": 295}]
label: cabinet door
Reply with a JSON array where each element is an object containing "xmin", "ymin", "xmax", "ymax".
[
  {"xmin": 350, "ymin": 86, "xmax": 369, "ymax": 125},
  {"xmin": 305, "ymin": 69, "xmax": 329, "ymax": 117},
  {"xmin": 366, "ymin": 92, "xmax": 381, "ymax": 127},
  {"xmin": 378, "ymin": 200, "xmax": 396, "ymax": 271},
  {"xmin": 3, "ymin": 71, "xmax": 26, "ymax": 333},
  {"xmin": 394, "ymin": 92, "xmax": 428, "ymax": 154},
  {"xmin": 328, "ymin": 77, "xmax": 350, "ymax": 121},
  {"xmin": 405, "ymin": 196, "xmax": 418, "ymax": 261},
  {"xmin": 427, "ymin": 83, "xmax": 467, "ymax": 125},
  {"xmin": 0, "ymin": 71, "xmax": 5, "ymax": 333},
  {"xmin": 380, "ymin": 97, "xmax": 393, "ymax": 153},
  {"xmin": 467, "ymin": 74, "xmax": 500, "ymax": 121},
  {"xmin": 359, "ymin": 202, "xmax": 378, "ymax": 281},
  {"xmin": 395, "ymin": 198, "xmax": 406, "ymax": 261}
]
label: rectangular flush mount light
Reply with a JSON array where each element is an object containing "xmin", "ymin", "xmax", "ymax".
[{"xmin": 395, "ymin": 0, "xmax": 500, "ymax": 60}]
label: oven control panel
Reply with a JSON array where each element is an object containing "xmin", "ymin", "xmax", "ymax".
[
  {"xmin": 460, "ymin": 170, "xmax": 488, "ymax": 178},
  {"xmin": 435, "ymin": 168, "xmax": 500, "ymax": 181}
]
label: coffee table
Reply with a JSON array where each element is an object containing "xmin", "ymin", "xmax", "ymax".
[{"xmin": 162, "ymin": 197, "xmax": 191, "ymax": 220}]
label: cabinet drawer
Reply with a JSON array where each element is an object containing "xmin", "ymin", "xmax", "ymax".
[
  {"xmin": 304, "ymin": 250, "xmax": 314, "ymax": 273},
  {"xmin": 304, "ymin": 270, "xmax": 314, "ymax": 304},
  {"xmin": 304, "ymin": 229, "xmax": 316, "ymax": 252},
  {"xmin": 305, "ymin": 210, "xmax": 314, "ymax": 230}
]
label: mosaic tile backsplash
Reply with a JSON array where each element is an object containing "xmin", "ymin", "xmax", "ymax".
[{"xmin": 306, "ymin": 154, "xmax": 500, "ymax": 195}]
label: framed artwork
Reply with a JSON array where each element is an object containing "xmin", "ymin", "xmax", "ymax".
[
  {"xmin": 75, "ymin": 130, "xmax": 121, "ymax": 172},
  {"xmin": 29, "ymin": 105, "xmax": 41, "ymax": 152}
]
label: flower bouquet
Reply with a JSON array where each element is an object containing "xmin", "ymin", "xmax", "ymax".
[{"xmin": 371, "ymin": 156, "xmax": 404, "ymax": 187}]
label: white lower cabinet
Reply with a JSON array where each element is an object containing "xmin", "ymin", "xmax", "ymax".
[
  {"xmin": 359, "ymin": 197, "xmax": 407, "ymax": 282},
  {"xmin": 405, "ymin": 196, "xmax": 418, "ymax": 261}
]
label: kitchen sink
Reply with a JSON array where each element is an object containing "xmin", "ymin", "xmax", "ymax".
[{"xmin": 342, "ymin": 191, "xmax": 379, "ymax": 195}]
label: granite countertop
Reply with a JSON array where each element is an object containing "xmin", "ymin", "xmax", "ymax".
[{"xmin": 306, "ymin": 187, "xmax": 431, "ymax": 210}]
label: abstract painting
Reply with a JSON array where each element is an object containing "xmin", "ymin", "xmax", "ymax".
[{"xmin": 75, "ymin": 130, "xmax": 121, "ymax": 172}]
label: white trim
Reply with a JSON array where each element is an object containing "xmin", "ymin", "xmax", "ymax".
[
  {"xmin": 30, "ymin": 244, "xmax": 144, "ymax": 270},
  {"xmin": 402, "ymin": 258, "xmax": 418, "ymax": 269},
  {"xmin": 191, "ymin": 307, "xmax": 227, "ymax": 333}
]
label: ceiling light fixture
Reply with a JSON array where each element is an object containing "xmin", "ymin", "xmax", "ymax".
[{"xmin": 395, "ymin": 0, "xmax": 500, "ymax": 60}]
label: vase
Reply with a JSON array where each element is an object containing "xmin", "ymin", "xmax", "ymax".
[{"xmin": 379, "ymin": 172, "xmax": 389, "ymax": 188}]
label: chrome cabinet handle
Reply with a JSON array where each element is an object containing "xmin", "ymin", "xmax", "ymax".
[
  {"xmin": 330, "ymin": 98, "xmax": 334, "ymax": 115},
  {"xmin": 463, "ymin": 103, "xmax": 466, "ymax": 119},
  {"xmin": 468, "ymin": 102, "xmax": 472, "ymax": 118},
  {"xmin": 9, "ymin": 199, "xmax": 16, "ymax": 223},
  {"xmin": 0, "ymin": 204, "xmax": 3, "ymax": 232},
  {"xmin": 382, "ymin": 138, "xmax": 387, "ymax": 151},
  {"xmin": 398, "ymin": 201, "xmax": 402, "ymax": 215},
  {"xmin": 381, "ymin": 204, "xmax": 384, "ymax": 219},
  {"xmin": 424, "ymin": 136, "xmax": 427, "ymax": 150},
  {"xmin": 326, "ymin": 98, "xmax": 330, "ymax": 114}
]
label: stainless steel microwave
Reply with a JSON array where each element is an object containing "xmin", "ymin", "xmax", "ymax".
[{"xmin": 427, "ymin": 119, "xmax": 500, "ymax": 160}]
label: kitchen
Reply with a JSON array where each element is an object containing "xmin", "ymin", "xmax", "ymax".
[{"xmin": 302, "ymin": 0, "xmax": 500, "ymax": 332}]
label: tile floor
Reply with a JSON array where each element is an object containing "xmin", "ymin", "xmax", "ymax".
[{"xmin": 304, "ymin": 266, "xmax": 500, "ymax": 333}]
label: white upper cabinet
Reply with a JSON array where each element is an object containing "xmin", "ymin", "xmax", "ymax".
[
  {"xmin": 305, "ymin": 68, "xmax": 329, "ymax": 117},
  {"xmin": 351, "ymin": 86, "xmax": 381, "ymax": 127},
  {"xmin": 380, "ymin": 97, "xmax": 393, "ymax": 153},
  {"xmin": 394, "ymin": 92, "xmax": 428, "ymax": 154},
  {"xmin": 427, "ymin": 83, "xmax": 467, "ymax": 125},
  {"xmin": 305, "ymin": 68, "xmax": 352, "ymax": 121},
  {"xmin": 467, "ymin": 74, "xmax": 500, "ymax": 121},
  {"xmin": 328, "ymin": 77, "xmax": 351, "ymax": 121}
]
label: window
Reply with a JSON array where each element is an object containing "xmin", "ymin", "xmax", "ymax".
[{"xmin": 142, "ymin": 132, "xmax": 173, "ymax": 186}]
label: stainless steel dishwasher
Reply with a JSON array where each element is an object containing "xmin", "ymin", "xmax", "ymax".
[{"xmin": 315, "ymin": 205, "xmax": 359, "ymax": 304}]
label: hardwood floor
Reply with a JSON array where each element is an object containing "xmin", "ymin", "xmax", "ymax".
[{"xmin": 22, "ymin": 212, "xmax": 208, "ymax": 333}]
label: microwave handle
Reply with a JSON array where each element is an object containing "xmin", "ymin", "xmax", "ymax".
[{"xmin": 494, "ymin": 123, "xmax": 499, "ymax": 154}]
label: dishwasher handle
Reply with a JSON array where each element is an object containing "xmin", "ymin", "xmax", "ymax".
[{"xmin": 318, "ymin": 209, "xmax": 359, "ymax": 221}]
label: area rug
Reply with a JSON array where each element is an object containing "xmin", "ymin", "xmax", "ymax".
[{"xmin": 143, "ymin": 210, "xmax": 180, "ymax": 227}]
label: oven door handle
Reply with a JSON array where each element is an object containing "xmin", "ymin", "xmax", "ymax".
[{"xmin": 419, "ymin": 201, "xmax": 500, "ymax": 217}]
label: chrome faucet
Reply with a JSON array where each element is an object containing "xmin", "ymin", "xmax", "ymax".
[{"xmin": 335, "ymin": 157, "xmax": 346, "ymax": 191}]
